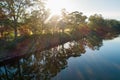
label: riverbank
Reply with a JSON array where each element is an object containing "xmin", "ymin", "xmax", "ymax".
[
  {"xmin": 0, "ymin": 29, "xmax": 120, "ymax": 66},
  {"xmin": 0, "ymin": 32, "xmax": 75, "ymax": 66}
]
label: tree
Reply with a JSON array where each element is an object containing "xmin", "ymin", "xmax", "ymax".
[
  {"xmin": 68, "ymin": 11, "xmax": 87, "ymax": 30},
  {"xmin": 88, "ymin": 14, "xmax": 106, "ymax": 30},
  {"xmin": 24, "ymin": 0, "xmax": 50, "ymax": 34},
  {"xmin": 0, "ymin": 0, "xmax": 33, "ymax": 39},
  {"xmin": 105, "ymin": 19, "xmax": 120, "ymax": 32},
  {"xmin": 0, "ymin": 7, "xmax": 6, "ymax": 38},
  {"xmin": 48, "ymin": 15, "xmax": 60, "ymax": 33},
  {"xmin": 69, "ymin": 11, "xmax": 87, "ymax": 24},
  {"xmin": 59, "ymin": 8, "xmax": 68, "ymax": 33},
  {"xmin": 0, "ymin": 7, "xmax": 12, "ymax": 39}
]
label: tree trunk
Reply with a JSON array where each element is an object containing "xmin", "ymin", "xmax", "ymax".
[
  {"xmin": 14, "ymin": 20, "xmax": 18, "ymax": 39},
  {"xmin": 14, "ymin": 27, "xmax": 17, "ymax": 39},
  {"xmin": 62, "ymin": 28, "xmax": 64, "ymax": 33}
]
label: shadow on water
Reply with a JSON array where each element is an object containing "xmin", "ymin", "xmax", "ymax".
[{"xmin": 0, "ymin": 32, "xmax": 120, "ymax": 80}]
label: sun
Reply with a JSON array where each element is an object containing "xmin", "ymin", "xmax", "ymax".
[
  {"xmin": 45, "ymin": 0, "xmax": 72, "ymax": 23},
  {"xmin": 46, "ymin": 0, "xmax": 69, "ymax": 15}
]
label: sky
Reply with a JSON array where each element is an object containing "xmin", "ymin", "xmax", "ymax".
[{"xmin": 46, "ymin": 0, "xmax": 120, "ymax": 20}]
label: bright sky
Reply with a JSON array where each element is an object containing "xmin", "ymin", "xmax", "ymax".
[{"xmin": 46, "ymin": 0, "xmax": 120, "ymax": 20}]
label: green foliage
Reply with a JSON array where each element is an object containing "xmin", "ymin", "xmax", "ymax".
[
  {"xmin": 0, "ymin": 0, "xmax": 47, "ymax": 38},
  {"xmin": 88, "ymin": 14, "xmax": 106, "ymax": 28},
  {"xmin": 67, "ymin": 11, "xmax": 87, "ymax": 28},
  {"xmin": 105, "ymin": 19, "xmax": 120, "ymax": 32}
]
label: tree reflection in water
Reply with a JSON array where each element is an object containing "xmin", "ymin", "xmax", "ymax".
[{"xmin": 0, "ymin": 32, "xmax": 119, "ymax": 80}]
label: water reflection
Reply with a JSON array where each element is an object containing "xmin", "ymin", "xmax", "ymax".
[{"xmin": 0, "ymin": 32, "xmax": 120, "ymax": 80}]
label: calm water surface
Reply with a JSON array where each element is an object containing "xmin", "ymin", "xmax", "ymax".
[
  {"xmin": 0, "ymin": 36, "xmax": 120, "ymax": 80},
  {"xmin": 52, "ymin": 37, "xmax": 120, "ymax": 80}
]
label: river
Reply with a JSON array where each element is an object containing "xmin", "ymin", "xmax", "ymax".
[{"xmin": 0, "ymin": 35, "xmax": 120, "ymax": 80}]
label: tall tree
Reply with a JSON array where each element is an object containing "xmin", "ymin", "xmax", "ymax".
[
  {"xmin": 88, "ymin": 14, "xmax": 105, "ymax": 29},
  {"xmin": 24, "ymin": 0, "xmax": 50, "ymax": 34},
  {"xmin": 69, "ymin": 11, "xmax": 87, "ymax": 25},
  {"xmin": 68, "ymin": 11, "xmax": 87, "ymax": 31},
  {"xmin": 0, "ymin": 0, "xmax": 33, "ymax": 39},
  {"xmin": 0, "ymin": 7, "xmax": 12, "ymax": 38}
]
